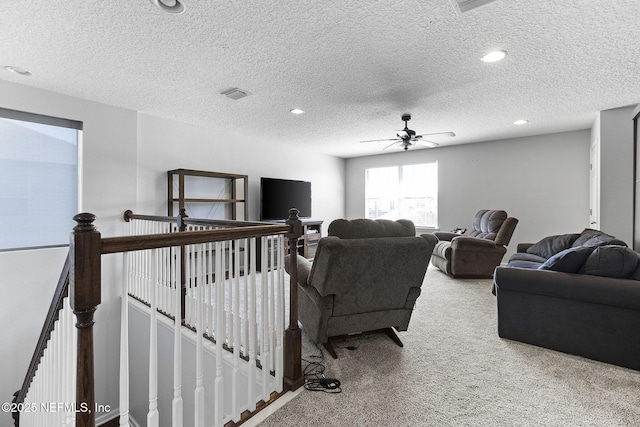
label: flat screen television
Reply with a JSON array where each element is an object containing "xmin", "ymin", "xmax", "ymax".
[{"xmin": 260, "ymin": 177, "xmax": 312, "ymax": 221}]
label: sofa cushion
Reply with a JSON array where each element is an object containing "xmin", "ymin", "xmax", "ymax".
[
  {"xmin": 571, "ymin": 228, "xmax": 627, "ymax": 248},
  {"xmin": 509, "ymin": 252, "xmax": 548, "ymax": 263},
  {"xmin": 433, "ymin": 240, "xmax": 452, "ymax": 259},
  {"xmin": 526, "ymin": 233, "xmax": 580, "ymax": 259},
  {"xmin": 538, "ymin": 246, "xmax": 595, "ymax": 273},
  {"xmin": 507, "ymin": 259, "xmax": 545, "ymax": 269},
  {"xmin": 468, "ymin": 210, "xmax": 507, "ymax": 240},
  {"xmin": 581, "ymin": 245, "xmax": 639, "ymax": 278},
  {"xmin": 328, "ymin": 218, "xmax": 415, "ymax": 239}
]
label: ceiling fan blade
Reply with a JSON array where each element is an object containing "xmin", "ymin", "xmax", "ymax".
[
  {"xmin": 382, "ymin": 141, "xmax": 400, "ymax": 150},
  {"xmin": 416, "ymin": 140, "xmax": 440, "ymax": 147},
  {"xmin": 360, "ymin": 138, "xmax": 401, "ymax": 143},
  {"xmin": 415, "ymin": 131, "xmax": 456, "ymax": 138}
]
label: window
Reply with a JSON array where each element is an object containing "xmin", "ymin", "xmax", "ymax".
[
  {"xmin": 0, "ymin": 108, "xmax": 82, "ymax": 251},
  {"xmin": 365, "ymin": 162, "xmax": 438, "ymax": 228}
]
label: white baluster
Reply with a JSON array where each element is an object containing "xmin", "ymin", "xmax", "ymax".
[
  {"xmin": 69, "ymin": 297, "xmax": 77, "ymax": 427},
  {"xmin": 147, "ymin": 249, "xmax": 159, "ymax": 427},
  {"xmin": 243, "ymin": 238, "xmax": 250, "ymax": 356},
  {"xmin": 172, "ymin": 246, "xmax": 184, "ymax": 427},
  {"xmin": 247, "ymin": 238, "xmax": 257, "ymax": 411},
  {"xmin": 275, "ymin": 235, "xmax": 285, "ymax": 391},
  {"xmin": 222, "ymin": 242, "xmax": 228, "ymax": 345},
  {"xmin": 232, "ymin": 239, "xmax": 241, "ymax": 421},
  {"xmin": 194, "ymin": 244, "xmax": 205, "ymax": 427},
  {"xmin": 214, "ymin": 241, "xmax": 224, "ymax": 426},
  {"xmin": 228, "ymin": 240, "xmax": 234, "ymax": 350},
  {"xmin": 207, "ymin": 242, "xmax": 214, "ymax": 338},
  {"xmin": 261, "ymin": 236, "xmax": 270, "ymax": 401},
  {"xmin": 269, "ymin": 237, "xmax": 276, "ymax": 382},
  {"xmin": 119, "ymin": 252, "xmax": 131, "ymax": 427}
]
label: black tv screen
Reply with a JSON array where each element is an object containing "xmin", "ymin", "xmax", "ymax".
[{"xmin": 260, "ymin": 177, "xmax": 312, "ymax": 220}]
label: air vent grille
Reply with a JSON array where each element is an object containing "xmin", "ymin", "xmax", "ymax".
[
  {"xmin": 221, "ymin": 88, "xmax": 251, "ymax": 100},
  {"xmin": 451, "ymin": 0, "xmax": 498, "ymax": 13}
]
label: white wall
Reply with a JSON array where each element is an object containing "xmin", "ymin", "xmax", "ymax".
[
  {"xmin": 0, "ymin": 79, "xmax": 138, "ymax": 422},
  {"xmin": 136, "ymin": 113, "xmax": 345, "ymax": 228},
  {"xmin": 345, "ymin": 130, "xmax": 591, "ymax": 260},
  {"xmin": 0, "ymin": 81, "xmax": 345, "ymax": 425},
  {"xmin": 597, "ymin": 105, "xmax": 636, "ymax": 244}
]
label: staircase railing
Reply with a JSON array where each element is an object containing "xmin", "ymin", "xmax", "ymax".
[
  {"xmin": 12, "ymin": 209, "xmax": 303, "ymax": 427},
  {"xmin": 11, "ymin": 253, "xmax": 76, "ymax": 427}
]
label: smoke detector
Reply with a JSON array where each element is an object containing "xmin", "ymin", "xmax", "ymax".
[
  {"xmin": 450, "ymin": 0, "xmax": 499, "ymax": 13},
  {"xmin": 220, "ymin": 88, "xmax": 251, "ymax": 100}
]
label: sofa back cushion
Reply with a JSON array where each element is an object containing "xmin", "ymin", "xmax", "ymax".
[
  {"xmin": 468, "ymin": 210, "xmax": 507, "ymax": 240},
  {"xmin": 571, "ymin": 228, "xmax": 627, "ymax": 248},
  {"xmin": 308, "ymin": 234, "xmax": 436, "ymax": 315},
  {"xmin": 526, "ymin": 233, "xmax": 580, "ymax": 259},
  {"xmin": 581, "ymin": 245, "xmax": 639, "ymax": 278},
  {"xmin": 328, "ymin": 218, "xmax": 415, "ymax": 239},
  {"xmin": 538, "ymin": 246, "xmax": 595, "ymax": 273}
]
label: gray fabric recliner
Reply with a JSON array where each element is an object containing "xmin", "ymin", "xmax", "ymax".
[
  {"xmin": 286, "ymin": 218, "xmax": 437, "ymax": 358},
  {"xmin": 431, "ymin": 209, "xmax": 518, "ymax": 278}
]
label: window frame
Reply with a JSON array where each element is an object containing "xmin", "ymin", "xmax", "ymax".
[
  {"xmin": 364, "ymin": 162, "xmax": 438, "ymax": 229},
  {"xmin": 0, "ymin": 107, "xmax": 82, "ymax": 252}
]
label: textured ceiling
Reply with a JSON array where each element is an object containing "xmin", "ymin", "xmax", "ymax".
[{"xmin": 1, "ymin": 0, "xmax": 639, "ymax": 158}]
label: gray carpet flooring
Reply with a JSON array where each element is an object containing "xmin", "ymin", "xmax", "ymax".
[{"xmin": 258, "ymin": 267, "xmax": 640, "ymax": 426}]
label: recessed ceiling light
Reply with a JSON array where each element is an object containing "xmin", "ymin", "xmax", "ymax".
[
  {"xmin": 4, "ymin": 66, "xmax": 32, "ymax": 76},
  {"xmin": 150, "ymin": 0, "xmax": 185, "ymax": 14},
  {"xmin": 290, "ymin": 109, "xmax": 305, "ymax": 115},
  {"xmin": 480, "ymin": 50, "xmax": 507, "ymax": 63},
  {"xmin": 514, "ymin": 119, "xmax": 529, "ymax": 125}
]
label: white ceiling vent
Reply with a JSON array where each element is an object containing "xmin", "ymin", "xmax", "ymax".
[
  {"xmin": 450, "ymin": 0, "xmax": 499, "ymax": 13},
  {"xmin": 221, "ymin": 88, "xmax": 251, "ymax": 100}
]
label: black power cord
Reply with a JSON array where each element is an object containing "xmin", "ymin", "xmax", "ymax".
[{"xmin": 302, "ymin": 347, "xmax": 342, "ymax": 393}]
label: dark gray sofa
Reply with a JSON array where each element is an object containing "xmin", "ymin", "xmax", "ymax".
[
  {"xmin": 432, "ymin": 209, "xmax": 518, "ymax": 278},
  {"xmin": 493, "ymin": 228, "xmax": 640, "ymax": 371}
]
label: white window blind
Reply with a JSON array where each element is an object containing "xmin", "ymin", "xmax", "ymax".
[
  {"xmin": 365, "ymin": 162, "xmax": 438, "ymax": 228},
  {"xmin": 0, "ymin": 108, "xmax": 82, "ymax": 251}
]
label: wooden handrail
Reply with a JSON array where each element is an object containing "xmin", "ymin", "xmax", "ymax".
[
  {"xmin": 101, "ymin": 224, "xmax": 290, "ymax": 254},
  {"xmin": 123, "ymin": 209, "xmax": 272, "ymax": 228},
  {"xmin": 16, "ymin": 209, "xmax": 304, "ymax": 427},
  {"xmin": 12, "ymin": 252, "xmax": 72, "ymax": 426}
]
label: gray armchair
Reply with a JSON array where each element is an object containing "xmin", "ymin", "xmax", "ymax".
[
  {"xmin": 286, "ymin": 218, "xmax": 437, "ymax": 358},
  {"xmin": 431, "ymin": 209, "xmax": 518, "ymax": 278}
]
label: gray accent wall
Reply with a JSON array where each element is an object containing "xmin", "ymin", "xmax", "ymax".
[{"xmin": 345, "ymin": 130, "xmax": 592, "ymax": 261}]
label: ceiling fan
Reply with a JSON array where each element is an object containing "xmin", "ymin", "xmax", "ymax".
[{"xmin": 360, "ymin": 114, "xmax": 455, "ymax": 151}]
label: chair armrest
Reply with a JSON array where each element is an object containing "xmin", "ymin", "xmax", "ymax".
[
  {"xmin": 451, "ymin": 236, "xmax": 500, "ymax": 251},
  {"xmin": 284, "ymin": 254, "xmax": 313, "ymax": 287},
  {"xmin": 517, "ymin": 243, "xmax": 535, "ymax": 253},
  {"xmin": 434, "ymin": 231, "xmax": 461, "ymax": 241}
]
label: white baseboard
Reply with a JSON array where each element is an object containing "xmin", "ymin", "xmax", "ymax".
[{"xmin": 96, "ymin": 409, "xmax": 141, "ymax": 427}]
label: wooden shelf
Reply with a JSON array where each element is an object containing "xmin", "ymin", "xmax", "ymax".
[{"xmin": 167, "ymin": 169, "xmax": 248, "ymax": 220}]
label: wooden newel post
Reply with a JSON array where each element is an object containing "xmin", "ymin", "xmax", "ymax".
[
  {"xmin": 71, "ymin": 213, "xmax": 101, "ymax": 427},
  {"xmin": 284, "ymin": 208, "xmax": 304, "ymax": 390}
]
